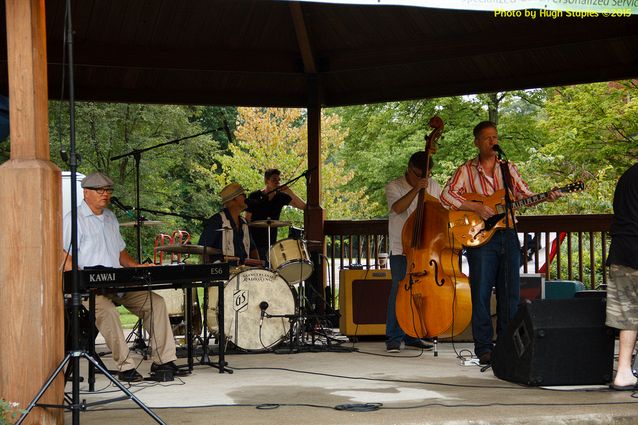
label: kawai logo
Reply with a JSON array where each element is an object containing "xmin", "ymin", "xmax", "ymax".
[{"xmin": 89, "ymin": 273, "xmax": 116, "ymax": 283}]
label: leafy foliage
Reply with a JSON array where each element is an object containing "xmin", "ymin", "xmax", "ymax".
[
  {"xmin": 49, "ymin": 102, "xmax": 227, "ymax": 260},
  {"xmin": 2, "ymin": 80, "xmax": 632, "ymax": 255},
  {"xmin": 216, "ymin": 107, "xmax": 379, "ymax": 223}
]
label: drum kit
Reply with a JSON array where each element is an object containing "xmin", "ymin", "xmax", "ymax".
[{"xmin": 155, "ymin": 219, "xmax": 316, "ymax": 353}]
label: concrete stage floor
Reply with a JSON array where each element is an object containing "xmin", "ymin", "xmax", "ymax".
[{"xmin": 59, "ymin": 337, "xmax": 638, "ymax": 425}]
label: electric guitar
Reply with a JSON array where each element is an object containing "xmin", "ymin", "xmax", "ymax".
[{"xmin": 448, "ymin": 181, "xmax": 584, "ymax": 248}]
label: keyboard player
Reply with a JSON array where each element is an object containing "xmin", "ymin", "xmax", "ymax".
[{"xmin": 62, "ymin": 172, "xmax": 187, "ymax": 382}]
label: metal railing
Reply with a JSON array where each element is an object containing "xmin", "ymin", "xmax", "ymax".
[{"xmin": 323, "ymin": 214, "xmax": 613, "ymax": 310}]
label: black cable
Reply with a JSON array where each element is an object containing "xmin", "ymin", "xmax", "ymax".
[
  {"xmin": 226, "ymin": 364, "xmax": 631, "ymax": 394},
  {"xmin": 71, "ymin": 398, "xmax": 638, "ymax": 413},
  {"xmin": 334, "ymin": 403, "xmax": 382, "ymax": 412}
]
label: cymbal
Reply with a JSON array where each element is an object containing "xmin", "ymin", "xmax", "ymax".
[
  {"xmin": 120, "ymin": 220, "xmax": 164, "ymax": 227},
  {"xmin": 248, "ymin": 219, "xmax": 291, "ymax": 228},
  {"xmin": 157, "ymin": 244, "xmax": 221, "ymax": 255}
]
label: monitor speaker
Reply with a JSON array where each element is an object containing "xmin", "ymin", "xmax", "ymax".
[
  {"xmin": 338, "ymin": 269, "xmax": 391, "ymax": 336},
  {"xmin": 492, "ymin": 298, "xmax": 614, "ymax": 386}
]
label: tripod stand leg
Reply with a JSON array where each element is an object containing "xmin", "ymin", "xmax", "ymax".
[
  {"xmin": 17, "ymin": 351, "xmax": 168, "ymax": 425},
  {"xmin": 17, "ymin": 353, "xmax": 72, "ymax": 425},
  {"xmin": 82, "ymin": 353, "xmax": 166, "ymax": 423}
]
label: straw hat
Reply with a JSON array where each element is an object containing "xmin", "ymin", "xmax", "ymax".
[{"xmin": 220, "ymin": 183, "xmax": 245, "ymax": 204}]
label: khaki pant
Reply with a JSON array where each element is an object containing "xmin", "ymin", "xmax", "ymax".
[
  {"xmin": 606, "ymin": 264, "xmax": 638, "ymax": 330},
  {"xmin": 84, "ymin": 291, "xmax": 177, "ymax": 371}
]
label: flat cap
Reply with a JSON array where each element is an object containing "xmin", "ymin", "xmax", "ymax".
[
  {"xmin": 220, "ymin": 182, "xmax": 245, "ymax": 204},
  {"xmin": 81, "ymin": 172, "xmax": 114, "ymax": 189}
]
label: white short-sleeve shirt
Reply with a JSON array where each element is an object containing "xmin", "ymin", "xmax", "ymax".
[
  {"xmin": 386, "ymin": 175, "xmax": 441, "ymax": 256},
  {"xmin": 62, "ymin": 200, "xmax": 126, "ymax": 268}
]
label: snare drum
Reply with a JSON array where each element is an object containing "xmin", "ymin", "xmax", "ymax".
[
  {"xmin": 269, "ymin": 238, "xmax": 313, "ymax": 284},
  {"xmin": 207, "ymin": 268, "xmax": 296, "ymax": 351}
]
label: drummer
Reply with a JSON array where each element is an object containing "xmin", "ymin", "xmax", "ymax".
[
  {"xmin": 245, "ymin": 169, "xmax": 306, "ymax": 261},
  {"xmin": 198, "ymin": 182, "xmax": 260, "ymax": 265}
]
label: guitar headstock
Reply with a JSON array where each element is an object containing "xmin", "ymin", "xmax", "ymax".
[{"xmin": 559, "ymin": 181, "xmax": 585, "ymax": 193}]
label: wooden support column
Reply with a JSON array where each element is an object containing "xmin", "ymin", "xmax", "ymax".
[
  {"xmin": 0, "ymin": 1, "xmax": 63, "ymax": 424},
  {"xmin": 304, "ymin": 75, "xmax": 326, "ymax": 310}
]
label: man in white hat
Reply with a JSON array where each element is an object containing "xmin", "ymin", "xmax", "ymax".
[
  {"xmin": 62, "ymin": 172, "xmax": 187, "ymax": 382},
  {"xmin": 198, "ymin": 182, "xmax": 260, "ymax": 263},
  {"xmin": 198, "ymin": 183, "xmax": 261, "ymax": 333}
]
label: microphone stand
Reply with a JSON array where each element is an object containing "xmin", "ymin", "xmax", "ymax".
[
  {"xmin": 259, "ymin": 166, "xmax": 317, "ymax": 199},
  {"xmin": 17, "ymin": 1, "xmax": 165, "ymax": 423},
  {"xmin": 110, "ymin": 129, "xmax": 217, "ymax": 262},
  {"xmin": 110, "ymin": 131, "xmax": 216, "ymax": 354},
  {"xmin": 137, "ymin": 206, "xmax": 207, "ymax": 222},
  {"xmin": 496, "ymin": 147, "xmax": 518, "ymax": 369}
]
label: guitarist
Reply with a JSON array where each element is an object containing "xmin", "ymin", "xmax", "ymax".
[{"xmin": 440, "ymin": 121, "xmax": 561, "ymax": 365}]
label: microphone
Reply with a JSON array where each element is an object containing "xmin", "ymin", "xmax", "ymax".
[
  {"xmin": 259, "ymin": 301, "xmax": 269, "ymax": 326},
  {"xmin": 110, "ymin": 196, "xmax": 132, "ymax": 211},
  {"xmin": 492, "ymin": 144, "xmax": 504, "ymax": 154}
]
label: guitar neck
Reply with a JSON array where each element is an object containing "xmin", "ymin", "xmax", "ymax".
[{"xmin": 512, "ymin": 190, "xmax": 554, "ymax": 210}]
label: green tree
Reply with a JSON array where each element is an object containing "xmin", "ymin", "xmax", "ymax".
[
  {"xmin": 216, "ymin": 107, "xmax": 379, "ymax": 223},
  {"xmin": 522, "ymin": 81, "xmax": 638, "ymax": 214},
  {"xmin": 50, "ymin": 102, "xmax": 223, "ymax": 259}
]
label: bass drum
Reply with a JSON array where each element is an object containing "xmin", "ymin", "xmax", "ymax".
[
  {"xmin": 221, "ymin": 268, "xmax": 297, "ymax": 352},
  {"xmin": 155, "ymin": 288, "xmax": 202, "ymax": 337}
]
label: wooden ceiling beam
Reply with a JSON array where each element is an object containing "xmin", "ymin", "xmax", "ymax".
[
  {"xmin": 43, "ymin": 45, "xmax": 304, "ymax": 75},
  {"xmin": 289, "ymin": 1, "xmax": 316, "ymax": 74}
]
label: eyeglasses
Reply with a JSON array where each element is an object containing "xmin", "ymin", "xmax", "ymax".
[{"xmin": 91, "ymin": 188, "xmax": 114, "ymax": 195}]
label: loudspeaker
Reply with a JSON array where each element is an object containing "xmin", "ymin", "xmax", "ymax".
[
  {"xmin": 492, "ymin": 298, "xmax": 614, "ymax": 386},
  {"xmin": 338, "ymin": 269, "xmax": 391, "ymax": 336}
]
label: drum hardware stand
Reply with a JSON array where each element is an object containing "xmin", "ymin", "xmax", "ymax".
[
  {"xmin": 267, "ymin": 312, "xmax": 302, "ymax": 354},
  {"xmin": 18, "ymin": 3, "xmax": 165, "ymax": 423},
  {"xmin": 296, "ymin": 281, "xmax": 347, "ymax": 350},
  {"xmin": 124, "ymin": 319, "xmax": 149, "ymax": 359}
]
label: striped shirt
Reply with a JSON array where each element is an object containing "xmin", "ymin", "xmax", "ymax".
[{"xmin": 440, "ymin": 157, "xmax": 533, "ymax": 210}]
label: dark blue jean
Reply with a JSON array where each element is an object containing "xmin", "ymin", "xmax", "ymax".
[
  {"xmin": 466, "ymin": 229, "xmax": 520, "ymax": 356},
  {"xmin": 386, "ymin": 254, "xmax": 420, "ymax": 346}
]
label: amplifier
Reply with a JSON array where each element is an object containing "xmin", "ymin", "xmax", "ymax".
[{"xmin": 338, "ymin": 269, "xmax": 392, "ymax": 337}]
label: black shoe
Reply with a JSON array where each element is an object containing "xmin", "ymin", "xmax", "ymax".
[
  {"xmin": 151, "ymin": 361, "xmax": 190, "ymax": 377},
  {"xmin": 117, "ymin": 369, "xmax": 143, "ymax": 383},
  {"xmin": 405, "ymin": 339, "xmax": 434, "ymax": 350},
  {"xmin": 478, "ymin": 351, "xmax": 492, "ymax": 365},
  {"xmin": 386, "ymin": 342, "xmax": 401, "ymax": 353}
]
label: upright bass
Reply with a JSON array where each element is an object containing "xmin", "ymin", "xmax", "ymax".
[{"xmin": 395, "ymin": 116, "xmax": 472, "ymax": 339}]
